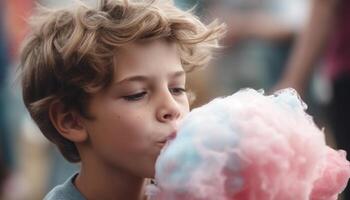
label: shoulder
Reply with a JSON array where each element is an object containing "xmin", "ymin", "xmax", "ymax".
[{"xmin": 44, "ymin": 174, "xmax": 85, "ymax": 200}]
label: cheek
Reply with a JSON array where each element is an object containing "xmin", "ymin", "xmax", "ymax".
[
  {"xmin": 119, "ymin": 113, "xmax": 148, "ymax": 128},
  {"xmin": 180, "ymin": 99, "xmax": 190, "ymax": 116},
  {"xmin": 101, "ymin": 105, "xmax": 146, "ymax": 132},
  {"xmin": 90, "ymin": 112, "xmax": 146, "ymax": 144},
  {"xmin": 91, "ymin": 114, "xmax": 152, "ymax": 157},
  {"xmin": 113, "ymin": 113, "xmax": 152, "ymax": 144}
]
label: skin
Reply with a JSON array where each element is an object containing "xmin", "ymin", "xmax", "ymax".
[
  {"xmin": 50, "ymin": 39, "xmax": 190, "ymax": 200},
  {"xmin": 208, "ymin": 3, "xmax": 296, "ymax": 45},
  {"xmin": 275, "ymin": 0, "xmax": 340, "ymax": 97}
]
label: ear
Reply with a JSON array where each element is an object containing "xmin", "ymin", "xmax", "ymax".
[{"xmin": 49, "ymin": 101, "xmax": 88, "ymax": 143}]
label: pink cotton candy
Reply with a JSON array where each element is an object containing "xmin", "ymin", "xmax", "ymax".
[
  {"xmin": 149, "ymin": 88, "xmax": 350, "ymax": 200},
  {"xmin": 310, "ymin": 148, "xmax": 350, "ymax": 200}
]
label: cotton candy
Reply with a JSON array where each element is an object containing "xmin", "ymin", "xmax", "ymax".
[{"xmin": 149, "ymin": 88, "xmax": 350, "ymax": 200}]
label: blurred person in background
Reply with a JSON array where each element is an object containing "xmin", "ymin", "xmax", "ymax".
[
  {"xmin": 0, "ymin": 1, "xmax": 14, "ymax": 199},
  {"xmin": 1, "ymin": 0, "xmax": 58, "ymax": 199},
  {"xmin": 0, "ymin": 153, "xmax": 8, "ymax": 199},
  {"xmin": 0, "ymin": 0, "xmax": 12, "ymax": 171},
  {"xmin": 195, "ymin": 0, "xmax": 310, "ymax": 100},
  {"xmin": 0, "ymin": 0, "xmax": 12, "ymax": 198},
  {"xmin": 276, "ymin": 0, "xmax": 349, "ymax": 198}
]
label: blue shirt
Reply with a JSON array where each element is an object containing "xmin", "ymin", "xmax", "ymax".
[{"xmin": 44, "ymin": 174, "xmax": 85, "ymax": 200}]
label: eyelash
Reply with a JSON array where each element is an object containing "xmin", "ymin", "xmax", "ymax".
[
  {"xmin": 122, "ymin": 88, "xmax": 187, "ymax": 101},
  {"xmin": 123, "ymin": 91, "xmax": 147, "ymax": 101},
  {"xmin": 170, "ymin": 87, "xmax": 187, "ymax": 95}
]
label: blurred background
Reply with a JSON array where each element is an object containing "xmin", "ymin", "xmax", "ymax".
[{"xmin": 0, "ymin": 0, "xmax": 349, "ymax": 199}]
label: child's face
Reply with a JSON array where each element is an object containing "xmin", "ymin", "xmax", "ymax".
[{"xmin": 81, "ymin": 40, "xmax": 189, "ymax": 178}]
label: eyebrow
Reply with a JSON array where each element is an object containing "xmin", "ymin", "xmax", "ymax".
[{"xmin": 115, "ymin": 70, "xmax": 185, "ymax": 85}]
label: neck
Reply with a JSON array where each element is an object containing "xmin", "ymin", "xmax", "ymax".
[{"xmin": 75, "ymin": 157, "xmax": 147, "ymax": 200}]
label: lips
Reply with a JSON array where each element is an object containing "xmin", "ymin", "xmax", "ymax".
[
  {"xmin": 157, "ymin": 131, "xmax": 177, "ymax": 148},
  {"xmin": 167, "ymin": 131, "xmax": 177, "ymax": 140},
  {"xmin": 156, "ymin": 142, "xmax": 167, "ymax": 148}
]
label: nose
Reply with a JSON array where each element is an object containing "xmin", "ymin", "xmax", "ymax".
[{"xmin": 156, "ymin": 91, "xmax": 181, "ymax": 123}]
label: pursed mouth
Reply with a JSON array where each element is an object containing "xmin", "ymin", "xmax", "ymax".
[
  {"xmin": 156, "ymin": 141, "xmax": 167, "ymax": 148},
  {"xmin": 156, "ymin": 131, "xmax": 177, "ymax": 148}
]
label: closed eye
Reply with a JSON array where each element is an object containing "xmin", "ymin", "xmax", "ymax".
[
  {"xmin": 170, "ymin": 87, "xmax": 186, "ymax": 96},
  {"xmin": 122, "ymin": 91, "xmax": 147, "ymax": 101}
]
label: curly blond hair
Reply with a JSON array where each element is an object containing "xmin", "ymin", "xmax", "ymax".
[{"xmin": 19, "ymin": 0, "xmax": 225, "ymax": 162}]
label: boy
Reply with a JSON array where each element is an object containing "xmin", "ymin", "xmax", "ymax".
[{"xmin": 19, "ymin": 0, "xmax": 225, "ymax": 199}]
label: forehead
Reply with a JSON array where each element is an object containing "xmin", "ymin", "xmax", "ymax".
[
  {"xmin": 113, "ymin": 40, "xmax": 183, "ymax": 79},
  {"xmin": 121, "ymin": 40, "xmax": 178, "ymax": 55}
]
